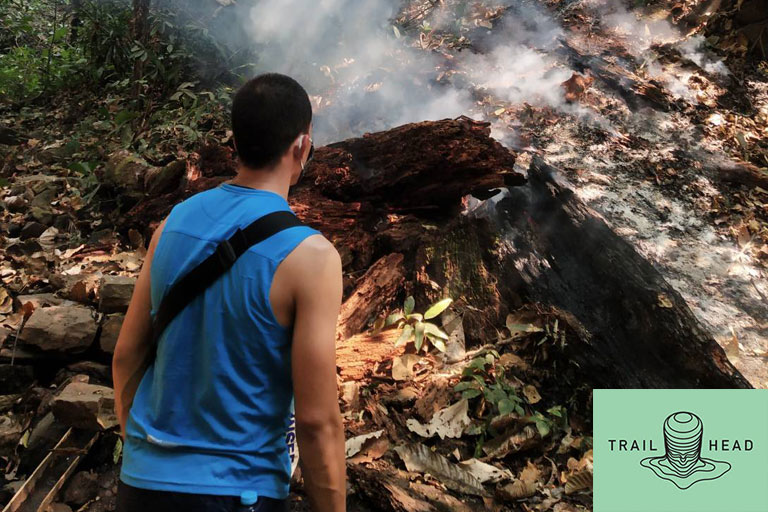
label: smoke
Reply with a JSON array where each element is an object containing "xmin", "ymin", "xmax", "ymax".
[
  {"xmin": 222, "ymin": 0, "xmax": 730, "ymax": 145},
  {"xmin": 241, "ymin": 0, "xmax": 477, "ymax": 144}
]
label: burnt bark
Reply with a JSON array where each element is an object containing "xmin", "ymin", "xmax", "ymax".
[{"xmin": 494, "ymin": 156, "xmax": 751, "ymax": 389}]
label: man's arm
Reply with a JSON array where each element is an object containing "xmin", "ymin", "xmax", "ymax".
[
  {"xmin": 290, "ymin": 237, "xmax": 346, "ymax": 512},
  {"xmin": 113, "ymin": 218, "xmax": 166, "ymax": 438}
]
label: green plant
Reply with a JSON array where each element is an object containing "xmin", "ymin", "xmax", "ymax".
[
  {"xmin": 454, "ymin": 351, "xmax": 525, "ymax": 416},
  {"xmin": 374, "ymin": 296, "xmax": 453, "ymax": 353},
  {"xmin": 454, "ymin": 351, "xmax": 568, "ymax": 438}
]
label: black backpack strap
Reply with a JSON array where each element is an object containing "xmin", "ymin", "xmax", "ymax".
[{"xmin": 146, "ymin": 210, "xmax": 305, "ymax": 363}]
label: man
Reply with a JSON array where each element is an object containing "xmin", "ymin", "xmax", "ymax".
[{"xmin": 113, "ymin": 73, "xmax": 346, "ymax": 512}]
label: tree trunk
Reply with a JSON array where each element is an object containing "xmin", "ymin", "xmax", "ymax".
[
  {"xmin": 494, "ymin": 156, "xmax": 751, "ymax": 389},
  {"xmin": 131, "ymin": 0, "xmax": 151, "ymax": 98}
]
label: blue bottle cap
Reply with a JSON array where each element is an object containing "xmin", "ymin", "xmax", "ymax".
[{"xmin": 240, "ymin": 490, "xmax": 259, "ymax": 506}]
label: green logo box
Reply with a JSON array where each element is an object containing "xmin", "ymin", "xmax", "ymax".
[{"xmin": 594, "ymin": 389, "xmax": 768, "ymax": 512}]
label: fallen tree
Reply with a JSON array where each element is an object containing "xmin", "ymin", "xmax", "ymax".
[{"xmin": 113, "ymin": 117, "xmax": 750, "ymax": 390}]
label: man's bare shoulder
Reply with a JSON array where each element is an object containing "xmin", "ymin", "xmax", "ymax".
[
  {"xmin": 280, "ymin": 234, "xmax": 341, "ymax": 279},
  {"xmin": 291, "ymin": 234, "xmax": 340, "ymax": 269}
]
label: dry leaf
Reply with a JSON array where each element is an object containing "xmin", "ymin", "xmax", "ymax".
[
  {"xmin": 394, "ymin": 443, "xmax": 488, "ymax": 496},
  {"xmin": 0, "ymin": 288, "xmax": 12, "ymax": 314},
  {"xmin": 483, "ymin": 425, "xmax": 540, "ymax": 459},
  {"xmin": 564, "ymin": 469, "xmax": 593, "ymax": 494},
  {"xmin": 407, "ymin": 399, "xmax": 470, "ymax": 439},
  {"xmin": 349, "ymin": 436, "xmax": 390, "ymax": 464},
  {"xmin": 498, "ymin": 479, "xmax": 536, "ymax": 500},
  {"xmin": 657, "ymin": 293, "xmax": 674, "ymax": 308},
  {"xmin": 519, "ymin": 461, "xmax": 541, "ymax": 484},
  {"xmin": 345, "ymin": 430, "xmax": 384, "ymax": 458},
  {"xmin": 458, "ymin": 459, "xmax": 514, "ymax": 484},
  {"xmin": 523, "ymin": 385, "xmax": 541, "ymax": 404},
  {"xmin": 392, "ymin": 354, "xmax": 420, "ymax": 381}
]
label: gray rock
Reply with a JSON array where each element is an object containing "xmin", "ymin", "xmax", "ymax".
[
  {"xmin": 20, "ymin": 305, "xmax": 98, "ymax": 352},
  {"xmin": 16, "ymin": 293, "xmax": 76, "ymax": 309},
  {"xmin": 97, "ymin": 275, "xmax": 135, "ymax": 313},
  {"xmin": 99, "ymin": 314, "xmax": 124, "ymax": 354},
  {"xmin": 30, "ymin": 186, "xmax": 57, "ymax": 209},
  {"xmin": 51, "ymin": 381, "xmax": 116, "ymax": 430},
  {"xmin": 4, "ymin": 195, "xmax": 27, "ymax": 212},
  {"xmin": 6, "ymin": 222, "xmax": 21, "ymax": 237},
  {"xmin": 20, "ymin": 221, "xmax": 47, "ymax": 240},
  {"xmin": 30, "ymin": 206, "xmax": 54, "ymax": 225}
]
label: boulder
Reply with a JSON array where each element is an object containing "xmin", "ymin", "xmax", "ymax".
[
  {"xmin": 51, "ymin": 382, "xmax": 117, "ymax": 430},
  {"xmin": 99, "ymin": 314, "xmax": 124, "ymax": 354},
  {"xmin": 19, "ymin": 305, "xmax": 98, "ymax": 352},
  {"xmin": 97, "ymin": 275, "xmax": 135, "ymax": 313}
]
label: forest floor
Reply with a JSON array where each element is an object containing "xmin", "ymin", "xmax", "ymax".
[{"xmin": 0, "ymin": 0, "xmax": 766, "ymax": 511}]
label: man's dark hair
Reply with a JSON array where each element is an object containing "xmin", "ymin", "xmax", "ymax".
[{"xmin": 231, "ymin": 73, "xmax": 312, "ymax": 169}]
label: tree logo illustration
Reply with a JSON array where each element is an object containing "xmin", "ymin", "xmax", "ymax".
[{"xmin": 640, "ymin": 411, "xmax": 731, "ymax": 490}]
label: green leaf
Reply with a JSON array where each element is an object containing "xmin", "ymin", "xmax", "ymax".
[
  {"xmin": 462, "ymin": 389, "xmax": 482, "ymax": 399},
  {"xmin": 414, "ymin": 321, "xmax": 425, "ymax": 352},
  {"xmin": 406, "ymin": 313, "xmax": 423, "ymax": 322},
  {"xmin": 468, "ymin": 357, "xmax": 488, "ymax": 370},
  {"xmin": 385, "ymin": 313, "xmax": 404, "ymax": 326},
  {"xmin": 431, "ymin": 338, "xmax": 446, "ymax": 352},
  {"xmin": 395, "ymin": 324, "xmax": 413, "ymax": 347},
  {"xmin": 423, "ymin": 322, "xmax": 449, "ymax": 340},
  {"xmin": 403, "ymin": 296, "xmax": 415, "ymax": 316},
  {"xmin": 69, "ymin": 162, "xmax": 92, "ymax": 175},
  {"xmin": 424, "ymin": 298, "xmax": 453, "ymax": 319},
  {"xmin": 534, "ymin": 418, "xmax": 551, "ymax": 438},
  {"xmin": 113, "ymin": 437, "xmax": 123, "ymax": 464},
  {"xmin": 453, "ymin": 381, "xmax": 475, "ymax": 392},
  {"xmin": 372, "ymin": 316, "xmax": 386, "ymax": 334},
  {"xmin": 489, "ymin": 388, "xmax": 507, "ymax": 405},
  {"xmin": 53, "ymin": 26, "xmax": 69, "ymax": 43},
  {"xmin": 393, "ymin": 25, "xmax": 401, "ymax": 39},
  {"xmin": 506, "ymin": 322, "xmax": 544, "ymax": 335},
  {"xmin": 498, "ymin": 398, "xmax": 515, "ymax": 416}
]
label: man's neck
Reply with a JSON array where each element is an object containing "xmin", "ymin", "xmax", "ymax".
[{"xmin": 228, "ymin": 164, "xmax": 291, "ymax": 200}]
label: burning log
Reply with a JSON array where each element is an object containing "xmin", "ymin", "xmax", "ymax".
[{"xmin": 115, "ymin": 117, "xmax": 749, "ymax": 389}]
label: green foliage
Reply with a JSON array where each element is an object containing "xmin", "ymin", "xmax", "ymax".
[
  {"xmin": 454, "ymin": 351, "xmax": 525, "ymax": 416},
  {"xmin": 0, "ymin": 0, "xmax": 250, "ymax": 103},
  {"xmin": 374, "ymin": 296, "xmax": 453, "ymax": 353},
  {"xmin": 454, "ymin": 350, "xmax": 569, "ymax": 439}
]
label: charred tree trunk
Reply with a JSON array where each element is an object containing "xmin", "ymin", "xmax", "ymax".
[
  {"xmin": 494, "ymin": 156, "xmax": 751, "ymax": 389},
  {"xmin": 113, "ymin": 117, "xmax": 750, "ymax": 389}
]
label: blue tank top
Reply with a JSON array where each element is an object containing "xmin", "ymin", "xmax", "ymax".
[{"xmin": 120, "ymin": 183, "xmax": 321, "ymax": 499}]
